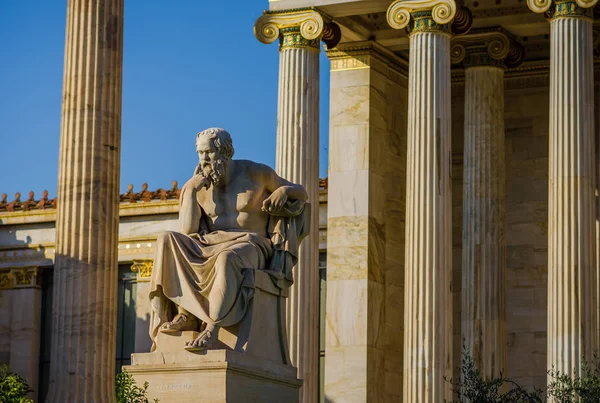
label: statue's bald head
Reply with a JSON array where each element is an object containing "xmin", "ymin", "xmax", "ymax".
[{"xmin": 196, "ymin": 127, "xmax": 235, "ymax": 160}]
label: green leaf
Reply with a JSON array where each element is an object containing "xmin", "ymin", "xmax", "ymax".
[{"xmin": 115, "ymin": 370, "xmax": 159, "ymax": 403}]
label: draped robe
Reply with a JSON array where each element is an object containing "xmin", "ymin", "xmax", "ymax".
[{"xmin": 149, "ymin": 199, "xmax": 308, "ymax": 350}]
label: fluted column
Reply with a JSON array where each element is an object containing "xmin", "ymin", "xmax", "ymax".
[
  {"xmin": 452, "ymin": 30, "xmax": 524, "ymax": 379},
  {"xmin": 527, "ymin": 0, "xmax": 598, "ymax": 378},
  {"xmin": 47, "ymin": 1, "xmax": 123, "ymax": 401},
  {"xmin": 387, "ymin": 1, "xmax": 459, "ymax": 401},
  {"xmin": 254, "ymin": 10, "xmax": 340, "ymax": 403},
  {"xmin": 462, "ymin": 64, "xmax": 506, "ymax": 378}
]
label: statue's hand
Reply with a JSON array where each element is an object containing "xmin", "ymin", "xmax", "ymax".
[
  {"xmin": 262, "ymin": 187, "xmax": 288, "ymax": 214},
  {"xmin": 185, "ymin": 166, "xmax": 210, "ymax": 191}
]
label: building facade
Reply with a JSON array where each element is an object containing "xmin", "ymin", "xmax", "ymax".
[
  {"xmin": 0, "ymin": 181, "xmax": 329, "ymax": 402},
  {"xmin": 2, "ymin": 0, "xmax": 600, "ymax": 402}
]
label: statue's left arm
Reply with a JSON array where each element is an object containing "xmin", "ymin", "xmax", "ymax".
[{"xmin": 260, "ymin": 165, "xmax": 307, "ymax": 213}]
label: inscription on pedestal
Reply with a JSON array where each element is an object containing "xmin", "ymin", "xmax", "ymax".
[{"xmin": 156, "ymin": 383, "xmax": 193, "ymax": 391}]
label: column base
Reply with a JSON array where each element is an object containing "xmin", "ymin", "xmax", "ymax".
[{"xmin": 125, "ymin": 350, "xmax": 301, "ymax": 403}]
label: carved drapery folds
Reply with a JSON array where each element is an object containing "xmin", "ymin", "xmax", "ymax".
[
  {"xmin": 451, "ymin": 28, "xmax": 525, "ymax": 68},
  {"xmin": 254, "ymin": 8, "xmax": 341, "ymax": 51},
  {"xmin": 387, "ymin": 0, "xmax": 472, "ymax": 34}
]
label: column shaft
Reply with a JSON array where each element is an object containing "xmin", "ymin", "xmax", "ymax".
[
  {"xmin": 277, "ymin": 46, "xmax": 320, "ymax": 403},
  {"xmin": 462, "ymin": 66, "xmax": 506, "ymax": 378},
  {"xmin": 547, "ymin": 15, "xmax": 597, "ymax": 375},
  {"xmin": 47, "ymin": 0, "xmax": 123, "ymax": 401},
  {"xmin": 404, "ymin": 32, "xmax": 453, "ymax": 402}
]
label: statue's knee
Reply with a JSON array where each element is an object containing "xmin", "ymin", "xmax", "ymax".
[
  {"xmin": 215, "ymin": 251, "xmax": 237, "ymax": 271},
  {"xmin": 215, "ymin": 251, "xmax": 239, "ymax": 276}
]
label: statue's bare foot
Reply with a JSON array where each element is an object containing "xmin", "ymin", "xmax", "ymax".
[
  {"xmin": 184, "ymin": 328, "xmax": 215, "ymax": 351},
  {"xmin": 159, "ymin": 313, "xmax": 198, "ymax": 334}
]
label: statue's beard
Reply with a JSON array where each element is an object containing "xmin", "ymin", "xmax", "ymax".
[{"xmin": 202, "ymin": 158, "xmax": 227, "ymax": 186}]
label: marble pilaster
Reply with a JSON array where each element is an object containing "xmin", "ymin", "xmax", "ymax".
[
  {"xmin": 324, "ymin": 42, "xmax": 408, "ymax": 402},
  {"xmin": 452, "ymin": 30, "xmax": 524, "ymax": 379},
  {"xmin": 254, "ymin": 10, "xmax": 340, "ymax": 403},
  {"xmin": 47, "ymin": 1, "xmax": 124, "ymax": 401},
  {"xmin": 527, "ymin": 0, "xmax": 598, "ymax": 377},
  {"xmin": 387, "ymin": 1, "xmax": 456, "ymax": 401}
]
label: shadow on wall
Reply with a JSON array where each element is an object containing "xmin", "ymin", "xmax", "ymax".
[
  {"xmin": 136, "ymin": 312, "xmax": 152, "ymax": 354},
  {"xmin": 117, "ymin": 264, "xmax": 152, "ymax": 369},
  {"xmin": 0, "ymin": 226, "xmax": 45, "ymax": 402}
]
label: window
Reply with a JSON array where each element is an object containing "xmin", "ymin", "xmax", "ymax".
[
  {"xmin": 115, "ymin": 264, "xmax": 137, "ymax": 372},
  {"xmin": 318, "ymin": 251, "xmax": 327, "ymax": 403},
  {"xmin": 38, "ymin": 267, "xmax": 53, "ymax": 402}
]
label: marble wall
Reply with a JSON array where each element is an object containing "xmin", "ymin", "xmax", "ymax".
[
  {"xmin": 325, "ymin": 42, "xmax": 407, "ymax": 402},
  {"xmin": 504, "ymin": 83, "xmax": 550, "ymax": 390},
  {"xmin": 323, "ymin": 48, "xmax": 554, "ymax": 400},
  {"xmin": 0, "ymin": 280, "xmax": 42, "ymax": 400}
]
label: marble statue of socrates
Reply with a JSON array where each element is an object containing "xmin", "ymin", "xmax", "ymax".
[{"xmin": 149, "ymin": 127, "xmax": 308, "ymax": 351}]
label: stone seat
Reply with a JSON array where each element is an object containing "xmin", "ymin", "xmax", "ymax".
[
  {"xmin": 152, "ymin": 268, "xmax": 291, "ymax": 366},
  {"xmin": 215, "ymin": 268, "xmax": 291, "ymax": 365}
]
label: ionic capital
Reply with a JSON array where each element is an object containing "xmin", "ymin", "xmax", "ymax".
[
  {"xmin": 387, "ymin": 0, "xmax": 451, "ymax": 35},
  {"xmin": 254, "ymin": 8, "xmax": 341, "ymax": 51},
  {"xmin": 527, "ymin": 0, "xmax": 597, "ymax": 17},
  {"xmin": 451, "ymin": 28, "xmax": 525, "ymax": 68},
  {"xmin": 0, "ymin": 267, "xmax": 42, "ymax": 289},
  {"xmin": 387, "ymin": 0, "xmax": 456, "ymax": 30},
  {"xmin": 131, "ymin": 259, "xmax": 153, "ymax": 282},
  {"xmin": 387, "ymin": 0, "xmax": 473, "ymax": 35}
]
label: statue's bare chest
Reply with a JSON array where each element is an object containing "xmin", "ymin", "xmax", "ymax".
[{"xmin": 197, "ymin": 177, "xmax": 266, "ymax": 219}]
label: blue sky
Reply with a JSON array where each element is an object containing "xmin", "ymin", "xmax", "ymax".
[{"xmin": 0, "ymin": 1, "xmax": 330, "ymax": 199}]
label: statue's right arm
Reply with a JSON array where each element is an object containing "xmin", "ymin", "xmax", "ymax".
[
  {"xmin": 178, "ymin": 185, "xmax": 202, "ymax": 235},
  {"xmin": 179, "ymin": 169, "xmax": 211, "ymax": 234}
]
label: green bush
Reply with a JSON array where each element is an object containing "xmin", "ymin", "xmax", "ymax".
[
  {"xmin": 446, "ymin": 349, "xmax": 544, "ymax": 403},
  {"xmin": 547, "ymin": 358, "xmax": 600, "ymax": 403},
  {"xmin": 447, "ymin": 348, "xmax": 600, "ymax": 402},
  {"xmin": 115, "ymin": 371, "xmax": 158, "ymax": 403},
  {"xmin": 0, "ymin": 364, "xmax": 33, "ymax": 403}
]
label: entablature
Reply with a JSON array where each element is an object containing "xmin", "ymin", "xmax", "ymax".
[{"xmin": 280, "ymin": 0, "xmax": 600, "ymax": 64}]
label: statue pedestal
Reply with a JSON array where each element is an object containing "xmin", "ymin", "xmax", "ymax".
[
  {"xmin": 124, "ymin": 349, "xmax": 301, "ymax": 403},
  {"xmin": 125, "ymin": 270, "xmax": 301, "ymax": 401}
]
